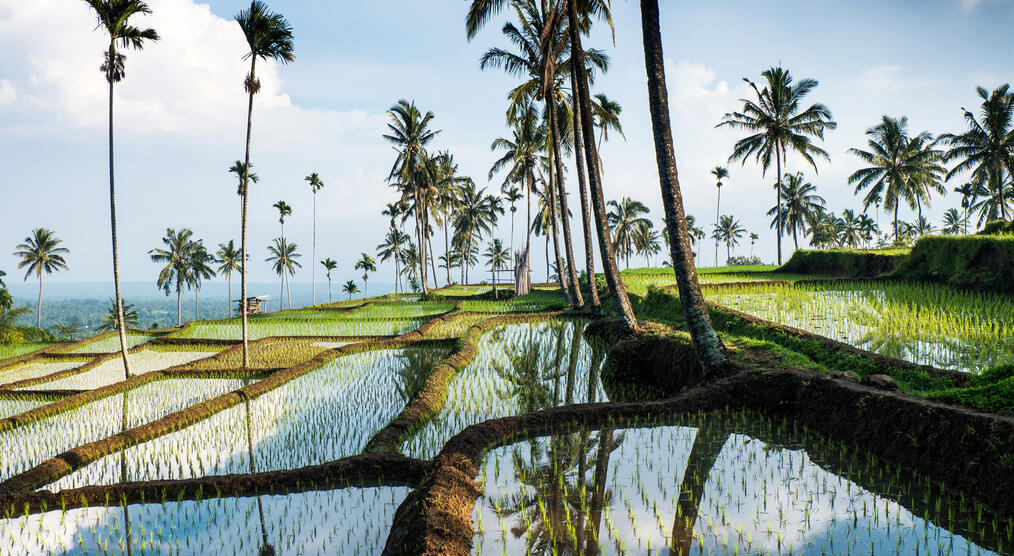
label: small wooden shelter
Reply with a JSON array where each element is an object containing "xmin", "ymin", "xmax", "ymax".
[{"xmin": 237, "ymin": 295, "xmax": 269, "ymax": 316}]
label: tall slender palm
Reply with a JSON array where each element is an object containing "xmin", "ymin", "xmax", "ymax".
[
  {"xmin": 385, "ymin": 100, "xmax": 440, "ymax": 294},
  {"xmin": 271, "ymin": 200, "xmax": 293, "ymax": 307},
  {"xmin": 432, "ymin": 151, "xmax": 471, "ymax": 287},
  {"xmin": 606, "ymin": 198, "xmax": 651, "ymax": 269},
  {"xmin": 848, "ymin": 116, "xmax": 945, "ymax": 241},
  {"xmin": 149, "ymin": 228, "xmax": 195, "ymax": 327},
  {"xmin": 83, "ymin": 0, "xmax": 159, "ymax": 377},
  {"xmin": 566, "ymin": 0, "xmax": 636, "ymax": 327},
  {"xmin": 305, "ymin": 172, "xmax": 324, "ymax": 304},
  {"xmin": 632, "ymin": 225, "xmax": 661, "ymax": 267},
  {"xmin": 216, "ymin": 240, "xmax": 242, "ymax": 317},
  {"xmin": 186, "ymin": 240, "xmax": 215, "ymax": 320},
  {"xmin": 767, "ymin": 172, "xmax": 826, "ymax": 251},
  {"xmin": 712, "ymin": 215, "xmax": 746, "ymax": 261},
  {"xmin": 354, "ymin": 253, "xmax": 377, "ymax": 297},
  {"xmin": 710, "ymin": 166, "xmax": 729, "ymax": 266},
  {"xmin": 265, "ymin": 238, "xmax": 300, "ymax": 311},
  {"xmin": 377, "ymin": 227, "xmax": 408, "ymax": 294},
  {"xmin": 13, "ymin": 229, "xmax": 69, "ymax": 329},
  {"xmin": 749, "ymin": 232, "xmax": 759, "ymax": 259},
  {"xmin": 941, "ymin": 84, "xmax": 1014, "ymax": 222},
  {"xmin": 953, "ymin": 183, "xmax": 977, "ymax": 234},
  {"xmin": 484, "ymin": 239, "xmax": 511, "ymax": 298},
  {"xmin": 235, "ymin": 0, "xmax": 294, "ymax": 367},
  {"xmin": 718, "ymin": 66, "xmax": 837, "ymax": 265},
  {"xmin": 321, "ymin": 258, "xmax": 337, "ymax": 303},
  {"xmin": 502, "ymin": 186, "xmax": 523, "ymax": 256}
]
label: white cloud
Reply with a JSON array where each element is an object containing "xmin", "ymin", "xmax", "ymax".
[{"xmin": 0, "ymin": 79, "xmax": 14, "ymax": 104}]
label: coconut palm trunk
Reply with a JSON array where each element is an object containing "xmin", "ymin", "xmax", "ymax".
[
  {"xmin": 227, "ymin": 274, "xmax": 232, "ymax": 318},
  {"xmin": 775, "ymin": 143, "xmax": 784, "ymax": 264},
  {"xmin": 176, "ymin": 281, "xmax": 183, "ymax": 326},
  {"xmin": 547, "ymin": 90, "xmax": 583, "ymax": 307},
  {"xmin": 106, "ymin": 42, "xmax": 132, "ymax": 377},
  {"xmin": 444, "ymin": 224, "xmax": 452, "ymax": 285},
  {"xmin": 569, "ymin": 62, "xmax": 602, "ymax": 312},
  {"xmin": 239, "ymin": 56, "xmax": 256, "ymax": 368},
  {"xmin": 545, "ymin": 164, "xmax": 572, "ymax": 304},
  {"xmin": 566, "ymin": 0, "xmax": 636, "ymax": 328},
  {"xmin": 312, "ymin": 191, "xmax": 317, "ymax": 305},
  {"xmin": 34, "ymin": 268, "xmax": 43, "ymax": 329},
  {"xmin": 416, "ymin": 190, "xmax": 429, "ymax": 295},
  {"xmin": 640, "ymin": 0, "xmax": 729, "ymax": 375},
  {"xmin": 428, "ymin": 233, "xmax": 438, "ymax": 289},
  {"xmin": 714, "ymin": 186, "xmax": 721, "ymax": 266}
]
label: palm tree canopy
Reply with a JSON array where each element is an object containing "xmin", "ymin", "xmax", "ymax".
[
  {"xmin": 384, "ymin": 100, "xmax": 440, "ymax": 183},
  {"xmin": 305, "ymin": 172, "xmax": 324, "ymax": 193},
  {"xmin": 485, "ymin": 238, "xmax": 511, "ymax": 270},
  {"xmin": 342, "ymin": 280, "xmax": 360, "ymax": 295},
  {"xmin": 265, "ymin": 237, "xmax": 301, "ymax": 277},
  {"xmin": 848, "ymin": 115, "xmax": 946, "ymax": 212},
  {"xmin": 321, "ymin": 258, "xmax": 338, "ymax": 277},
  {"xmin": 712, "ymin": 215, "xmax": 746, "ymax": 246},
  {"xmin": 711, "ymin": 166, "xmax": 729, "ymax": 186},
  {"xmin": 149, "ymin": 228, "xmax": 195, "ymax": 295},
  {"xmin": 98, "ymin": 298, "xmax": 138, "ymax": 332},
  {"xmin": 489, "ymin": 103, "xmax": 548, "ymax": 188},
  {"xmin": 606, "ymin": 197, "xmax": 651, "ymax": 252},
  {"xmin": 14, "ymin": 229, "xmax": 69, "ymax": 281},
  {"xmin": 186, "ymin": 240, "xmax": 216, "ymax": 290},
  {"xmin": 216, "ymin": 240, "xmax": 243, "ymax": 277},
  {"xmin": 84, "ymin": 0, "xmax": 160, "ymax": 49},
  {"xmin": 766, "ymin": 173, "xmax": 826, "ymax": 236},
  {"xmin": 235, "ymin": 1, "xmax": 295, "ymax": 64},
  {"xmin": 273, "ymin": 200, "xmax": 292, "ymax": 224},
  {"xmin": 718, "ymin": 67, "xmax": 837, "ymax": 174},
  {"xmin": 229, "ymin": 160, "xmax": 258, "ymax": 195},
  {"xmin": 592, "ymin": 93, "xmax": 624, "ymax": 142},
  {"xmin": 354, "ymin": 253, "xmax": 377, "ymax": 273}
]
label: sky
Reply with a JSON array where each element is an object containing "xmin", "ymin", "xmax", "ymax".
[{"xmin": 1, "ymin": 0, "xmax": 1012, "ymax": 296}]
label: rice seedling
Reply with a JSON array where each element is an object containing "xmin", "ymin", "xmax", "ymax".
[
  {"xmin": 0, "ymin": 343, "xmax": 54, "ymax": 362},
  {"xmin": 0, "ymin": 358, "xmax": 94, "ymax": 387},
  {"xmin": 0, "ymin": 399, "xmax": 48, "ymax": 420},
  {"xmin": 342, "ymin": 301, "xmax": 457, "ymax": 319},
  {"xmin": 472, "ymin": 409, "xmax": 1006, "ymax": 555},
  {"xmin": 708, "ymin": 281, "xmax": 1014, "ymax": 373},
  {"xmin": 178, "ymin": 339, "xmax": 333, "ymax": 371},
  {"xmin": 15, "ymin": 347, "xmax": 223, "ymax": 391},
  {"xmin": 619, "ymin": 270, "xmax": 826, "ymax": 297},
  {"xmin": 0, "ymin": 486, "xmax": 410, "ymax": 554},
  {"xmin": 59, "ymin": 332, "xmax": 156, "ymax": 354},
  {"xmin": 0, "ymin": 378, "xmax": 243, "ymax": 483},
  {"xmin": 403, "ymin": 320, "xmax": 606, "ymax": 459},
  {"xmin": 424, "ymin": 314, "xmax": 492, "ymax": 340},
  {"xmin": 172, "ymin": 316, "xmax": 427, "ymax": 340},
  {"xmin": 48, "ymin": 346, "xmax": 448, "ymax": 489},
  {"xmin": 458, "ymin": 292, "xmax": 566, "ymax": 313}
]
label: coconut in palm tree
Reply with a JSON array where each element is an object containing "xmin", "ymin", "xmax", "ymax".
[{"xmin": 13, "ymin": 229, "xmax": 69, "ymax": 329}]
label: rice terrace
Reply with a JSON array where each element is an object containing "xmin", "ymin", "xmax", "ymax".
[{"xmin": 1, "ymin": 0, "xmax": 1013, "ymax": 554}]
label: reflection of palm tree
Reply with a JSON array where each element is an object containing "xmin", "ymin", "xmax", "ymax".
[
  {"xmin": 494, "ymin": 328, "xmax": 556, "ymax": 413},
  {"xmin": 120, "ymin": 389, "xmax": 133, "ymax": 555},
  {"xmin": 243, "ymin": 381, "xmax": 274, "ymax": 555},
  {"xmin": 671, "ymin": 422, "xmax": 730, "ymax": 555},
  {"xmin": 394, "ymin": 347, "xmax": 446, "ymax": 401}
]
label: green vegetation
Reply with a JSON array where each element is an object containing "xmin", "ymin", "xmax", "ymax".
[
  {"xmin": 896, "ymin": 233, "xmax": 1014, "ymax": 293},
  {"xmin": 779, "ymin": 247, "xmax": 909, "ymax": 276}
]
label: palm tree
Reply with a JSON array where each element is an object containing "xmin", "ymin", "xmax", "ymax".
[
  {"xmin": 839, "ymin": 209, "xmax": 864, "ymax": 248},
  {"xmin": 83, "ymin": 0, "xmax": 158, "ymax": 377},
  {"xmin": 377, "ymin": 226, "xmax": 408, "ymax": 294},
  {"xmin": 767, "ymin": 172, "xmax": 826, "ymax": 251},
  {"xmin": 320, "ymin": 258, "xmax": 337, "ymax": 303},
  {"xmin": 718, "ymin": 66, "xmax": 837, "ymax": 265},
  {"xmin": 235, "ymin": 0, "xmax": 294, "ymax": 367},
  {"xmin": 502, "ymin": 186, "xmax": 523, "ymax": 255},
  {"xmin": 490, "ymin": 105, "xmax": 548, "ymax": 282},
  {"xmin": 484, "ymin": 239, "xmax": 511, "ymax": 299},
  {"xmin": 342, "ymin": 280, "xmax": 360, "ymax": 300},
  {"xmin": 266, "ymin": 238, "xmax": 300, "ymax": 311},
  {"xmin": 354, "ymin": 253, "xmax": 377, "ymax": 297},
  {"xmin": 453, "ymin": 183, "xmax": 503, "ymax": 284},
  {"xmin": 384, "ymin": 100, "xmax": 440, "ymax": 295},
  {"xmin": 187, "ymin": 240, "xmax": 216, "ymax": 320},
  {"xmin": 632, "ymin": 225, "xmax": 662, "ymax": 267},
  {"xmin": 941, "ymin": 85, "xmax": 1014, "ymax": 222},
  {"xmin": 13, "ymin": 229, "xmax": 69, "ymax": 329},
  {"xmin": 150, "ymin": 228, "xmax": 195, "ymax": 327},
  {"xmin": 606, "ymin": 198, "xmax": 651, "ymax": 269},
  {"xmin": 749, "ymin": 232, "xmax": 759, "ymax": 259},
  {"xmin": 953, "ymin": 182, "xmax": 977, "ymax": 234},
  {"xmin": 941, "ymin": 208, "xmax": 964, "ymax": 235},
  {"xmin": 592, "ymin": 93, "xmax": 625, "ymax": 150},
  {"xmin": 431, "ymin": 151, "xmax": 471, "ymax": 287},
  {"xmin": 968, "ymin": 179, "xmax": 1014, "ymax": 226},
  {"xmin": 305, "ymin": 172, "xmax": 324, "ymax": 304},
  {"xmin": 848, "ymin": 116, "xmax": 946, "ymax": 241},
  {"xmin": 216, "ymin": 240, "xmax": 242, "ymax": 317},
  {"xmin": 273, "ymin": 200, "xmax": 292, "ymax": 239},
  {"xmin": 98, "ymin": 299, "xmax": 138, "ymax": 332},
  {"xmin": 712, "ymin": 215, "xmax": 746, "ymax": 262},
  {"xmin": 710, "ymin": 166, "xmax": 729, "ymax": 266}
]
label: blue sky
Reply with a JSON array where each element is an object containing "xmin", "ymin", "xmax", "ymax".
[{"xmin": 1, "ymin": 0, "xmax": 1012, "ymax": 293}]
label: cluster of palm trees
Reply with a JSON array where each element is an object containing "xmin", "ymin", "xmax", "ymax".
[{"xmin": 715, "ymin": 67, "xmax": 1014, "ymax": 257}]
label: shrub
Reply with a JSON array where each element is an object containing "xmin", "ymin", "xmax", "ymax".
[
  {"xmin": 778, "ymin": 248, "xmax": 908, "ymax": 277},
  {"xmin": 894, "ymin": 234, "xmax": 1014, "ymax": 293}
]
